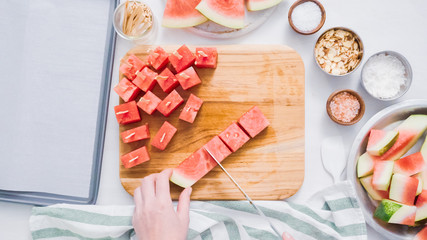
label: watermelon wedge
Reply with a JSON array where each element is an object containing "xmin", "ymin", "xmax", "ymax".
[
  {"xmin": 163, "ymin": 0, "xmax": 208, "ymax": 28},
  {"xmin": 246, "ymin": 0, "xmax": 283, "ymax": 11},
  {"xmin": 357, "ymin": 152, "xmax": 375, "ymax": 178},
  {"xmin": 415, "ymin": 226, "xmax": 427, "ymax": 240},
  {"xmin": 394, "ymin": 152, "xmax": 426, "ymax": 176},
  {"xmin": 416, "ymin": 190, "xmax": 427, "ymax": 221},
  {"xmin": 372, "ymin": 160, "xmax": 394, "ymax": 191},
  {"xmin": 359, "ymin": 175, "xmax": 388, "ymax": 201},
  {"xmin": 416, "ymin": 173, "xmax": 423, "ymax": 195},
  {"xmin": 374, "ymin": 199, "xmax": 416, "ymax": 226},
  {"xmin": 196, "ymin": 0, "xmax": 245, "ymax": 29},
  {"xmin": 366, "ymin": 129, "xmax": 399, "ymax": 156},
  {"xmin": 422, "ymin": 135, "xmax": 427, "ymax": 159},
  {"xmin": 389, "ymin": 173, "xmax": 418, "ymax": 205}
]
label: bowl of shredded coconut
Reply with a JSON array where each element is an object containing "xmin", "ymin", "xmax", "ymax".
[{"xmin": 361, "ymin": 51, "xmax": 412, "ymax": 101}]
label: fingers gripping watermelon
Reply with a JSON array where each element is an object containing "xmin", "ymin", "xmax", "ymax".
[
  {"xmin": 196, "ymin": 0, "xmax": 245, "ymax": 29},
  {"xmin": 163, "ymin": 0, "xmax": 208, "ymax": 28}
]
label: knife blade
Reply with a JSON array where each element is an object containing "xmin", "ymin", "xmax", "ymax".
[{"xmin": 203, "ymin": 147, "xmax": 283, "ymax": 237}]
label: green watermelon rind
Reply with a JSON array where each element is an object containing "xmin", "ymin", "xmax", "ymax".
[
  {"xmin": 357, "ymin": 152, "xmax": 374, "ymax": 178},
  {"xmin": 170, "ymin": 170, "xmax": 196, "ymax": 188},
  {"xmin": 247, "ymin": 0, "xmax": 283, "ymax": 11},
  {"xmin": 162, "ymin": 15, "xmax": 208, "ymax": 28},
  {"xmin": 374, "ymin": 199, "xmax": 402, "ymax": 222},
  {"xmin": 367, "ymin": 130, "xmax": 399, "ymax": 156},
  {"xmin": 196, "ymin": 0, "xmax": 245, "ymax": 29}
]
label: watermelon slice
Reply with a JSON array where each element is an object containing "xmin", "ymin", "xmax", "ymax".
[
  {"xmin": 195, "ymin": 47, "xmax": 218, "ymax": 68},
  {"xmin": 119, "ymin": 54, "xmax": 146, "ymax": 80},
  {"xmin": 157, "ymin": 90, "xmax": 184, "ymax": 117},
  {"xmin": 422, "ymin": 135, "xmax": 427, "ymax": 159},
  {"xmin": 179, "ymin": 94, "xmax": 203, "ymax": 123},
  {"xmin": 238, "ymin": 106, "xmax": 270, "ymax": 138},
  {"xmin": 416, "ymin": 190, "xmax": 427, "ymax": 221},
  {"xmin": 415, "ymin": 226, "xmax": 427, "ymax": 240},
  {"xmin": 389, "ymin": 173, "xmax": 419, "ymax": 205},
  {"xmin": 246, "ymin": 0, "xmax": 283, "ymax": 11},
  {"xmin": 372, "ymin": 160, "xmax": 394, "ymax": 191},
  {"xmin": 196, "ymin": 0, "xmax": 245, "ymax": 29},
  {"xmin": 394, "ymin": 152, "xmax": 426, "ymax": 176},
  {"xmin": 374, "ymin": 199, "xmax": 416, "ymax": 226},
  {"xmin": 170, "ymin": 147, "xmax": 217, "ymax": 188},
  {"xmin": 162, "ymin": 0, "xmax": 208, "ymax": 28},
  {"xmin": 357, "ymin": 152, "xmax": 375, "ymax": 178},
  {"xmin": 176, "ymin": 67, "xmax": 202, "ymax": 90},
  {"xmin": 151, "ymin": 121, "xmax": 177, "ymax": 151},
  {"xmin": 147, "ymin": 47, "xmax": 169, "ymax": 71},
  {"xmin": 133, "ymin": 67, "xmax": 158, "ymax": 92},
  {"xmin": 114, "ymin": 101, "xmax": 141, "ymax": 125},
  {"xmin": 121, "ymin": 146, "xmax": 150, "ymax": 168},
  {"xmin": 204, "ymin": 136, "xmax": 232, "ymax": 162},
  {"xmin": 113, "ymin": 78, "xmax": 141, "ymax": 103},
  {"xmin": 120, "ymin": 124, "xmax": 150, "ymax": 143},
  {"xmin": 137, "ymin": 91, "xmax": 162, "ymax": 115},
  {"xmin": 416, "ymin": 173, "xmax": 423, "ymax": 195},
  {"xmin": 367, "ymin": 129, "xmax": 399, "ymax": 156},
  {"xmin": 156, "ymin": 68, "xmax": 180, "ymax": 93},
  {"xmin": 219, "ymin": 122, "xmax": 250, "ymax": 152},
  {"xmin": 169, "ymin": 45, "xmax": 196, "ymax": 73},
  {"xmin": 359, "ymin": 175, "xmax": 388, "ymax": 201}
]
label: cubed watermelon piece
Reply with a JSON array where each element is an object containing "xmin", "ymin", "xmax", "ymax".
[
  {"xmin": 169, "ymin": 45, "xmax": 196, "ymax": 73},
  {"xmin": 389, "ymin": 173, "xmax": 419, "ymax": 205},
  {"xmin": 374, "ymin": 199, "xmax": 416, "ymax": 226},
  {"xmin": 204, "ymin": 136, "xmax": 232, "ymax": 162},
  {"xmin": 133, "ymin": 67, "xmax": 158, "ymax": 92},
  {"xmin": 357, "ymin": 152, "xmax": 375, "ymax": 178},
  {"xmin": 415, "ymin": 226, "xmax": 427, "ymax": 240},
  {"xmin": 179, "ymin": 94, "xmax": 203, "ymax": 123},
  {"xmin": 416, "ymin": 190, "xmax": 427, "ymax": 221},
  {"xmin": 137, "ymin": 91, "xmax": 161, "ymax": 115},
  {"xmin": 121, "ymin": 146, "xmax": 150, "ymax": 168},
  {"xmin": 157, "ymin": 90, "xmax": 184, "ymax": 117},
  {"xmin": 367, "ymin": 129, "xmax": 399, "ymax": 156},
  {"xmin": 119, "ymin": 54, "xmax": 146, "ymax": 80},
  {"xmin": 238, "ymin": 106, "xmax": 270, "ymax": 138},
  {"xmin": 120, "ymin": 124, "xmax": 150, "ymax": 143},
  {"xmin": 176, "ymin": 67, "xmax": 202, "ymax": 90},
  {"xmin": 170, "ymin": 147, "xmax": 217, "ymax": 188},
  {"xmin": 394, "ymin": 152, "xmax": 426, "ymax": 176},
  {"xmin": 219, "ymin": 122, "xmax": 250, "ymax": 152},
  {"xmin": 147, "ymin": 47, "xmax": 169, "ymax": 71},
  {"xmin": 114, "ymin": 101, "xmax": 141, "ymax": 125},
  {"xmin": 156, "ymin": 68, "xmax": 179, "ymax": 93},
  {"xmin": 195, "ymin": 47, "xmax": 218, "ymax": 68},
  {"xmin": 113, "ymin": 78, "xmax": 141, "ymax": 102},
  {"xmin": 151, "ymin": 121, "xmax": 177, "ymax": 150},
  {"xmin": 360, "ymin": 175, "xmax": 388, "ymax": 201},
  {"xmin": 372, "ymin": 160, "xmax": 394, "ymax": 191}
]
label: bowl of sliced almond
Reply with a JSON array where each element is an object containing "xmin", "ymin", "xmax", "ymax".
[{"xmin": 314, "ymin": 27, "xmax": 364, "ymax": 76}]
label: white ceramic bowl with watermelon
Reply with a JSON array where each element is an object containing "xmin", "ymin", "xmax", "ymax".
[{"xmin": 347, "ymin": 99, "xmax": 427, "ymax": 239}]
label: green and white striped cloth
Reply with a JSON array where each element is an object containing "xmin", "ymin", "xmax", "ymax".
[{"xmin": 30, "ymin": 181, "xmax": 367, "ymax": 240}]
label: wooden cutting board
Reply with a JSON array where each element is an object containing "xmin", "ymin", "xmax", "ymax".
[{"xmin": 119, "ymin": 45, "xmax": 305, "ymax": 200}]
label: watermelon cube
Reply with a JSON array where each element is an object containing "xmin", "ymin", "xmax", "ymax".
[
  {"xmin": 137, "ymin": 91, "xmax": 161, "ymax": 115},
  {"xmin": 119, "ymin": 54, "xmax": 146, "ymax": 80},
  {"xmin": 204, "ymin": 136, "xmax": 232, "ymax": 162},
  {"xmin": 120, "ymin": 124, "xmax": 150, "ymax": 143},
  {"xmin": 367, "ymin": 129, "xmax": 399, "ymax": 156},
  {"xmin": 113, "ymin": 78, "xmax": 141, "ymax": 102},
  {"xmin": 151, "ymin": 121, "xmax": 177, "ymax": 150},
  {"xmin": 176, "ymin": 67, "xmax": 202, "ymax": 90},
  {"xmin": 121, "ymin": 146, "xmax": 150, "ymax": 168},
  {"xmin": 169, "ymin": 45, "xmax": 196, "ymax": 73},
  {"xmin": 416, "ymin": 190, "xmax": 427, "ymax": 221},
  {"xmin": 114, "ymin": 101, "xmax": 141, "ymax": 125},
  {"xmin": 372, "ymin": 160, "xmax": 394, "ymax": 191},
  {"xmin": 170, "ymin": 147, "xmax": 217, "ymax": 188},
  {"xmin": 133, "ymin": 67, "xmax": 158, "ymax": 92},
  {"xmin": 238, "ymin": 106, "xmax": 270, "ymax": 138},
  {"xmin": 389, "ymin": 173, "xmax": 419, "ymax": 205},
  {"xmin": 394, "ymin": 152, "xmax": 426, "ymax": 176},
  {"xmin": 357, "ymin": 152, "xmax": 375, "ymax": 178},
  {"xmin": 359, "ymin": 175, "xmax": 388, "ymax": 201},
  {"xmin": 157, "ymin": 90, "xmax": 184, "ymax": 117},
  {"xmin": 147, "ymin": 47, "xmax": 169, "ymax": 71},
  {"xmin": 179, "ymin": 94, "xmax": 203, "ymax": 123},
  {"xmin": 374, "ymin": 199, "xmax": 416, "ymax": 226},
  {"xmin": 219, "ymin": 122, "xmax": 250, "ymax": 152},
  {"xmin": 195, "ymin": 47, "xmax": 218, "ymax": 68},
  {"xmin": 415, "ymin": 226, "xmax": 427, "ymax": 240},
  {"xmin": 156, "ymin": 68, "xmax": 179, "ymax": 93}
]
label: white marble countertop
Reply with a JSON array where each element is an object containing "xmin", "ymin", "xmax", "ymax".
[{"xmin": 1, "ymin": 0, "xmax": 426, "ymax": 239}]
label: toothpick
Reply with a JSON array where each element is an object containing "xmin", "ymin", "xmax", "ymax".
[
  {"xmin": 129, "ymin": 156, "xmax": 139, "ymax": 162},
  {"xmin": 125, "ymin": 132, "xmax": 136, "ymax": 139},
  {"xmin": 160, "ymin": 133, "xmax": 166, "ymax": 143},
  {"xmin": 116, "ymin": 110, "xmax": 129, "ymax": 115}
]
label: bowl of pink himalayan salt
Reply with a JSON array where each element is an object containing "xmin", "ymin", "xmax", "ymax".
[{"xmin": 326, "ymin": 89, "xmax": 365, "ymax": 125}]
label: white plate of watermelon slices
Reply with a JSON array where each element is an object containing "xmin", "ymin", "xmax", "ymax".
[
  {"xmin": 347, "ymin": 99, "xmax": 427, "ymax": 239},
  {"xmin": 162, "ymin": 0, "xmax": 280, "ymax": 39}
]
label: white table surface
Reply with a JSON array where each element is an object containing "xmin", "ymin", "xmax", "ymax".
[{"xmin": 1, "ymin": 0, "xmax": 426, "ymax": 239}]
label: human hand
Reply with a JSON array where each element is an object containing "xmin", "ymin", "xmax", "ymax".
[
  {"xmin": 282, "ymin": 232, "xmax": 295, "ymax": 240},
  {"xmin": 133, "ymin": 168, "xmax": 192, "ymax": 240}
]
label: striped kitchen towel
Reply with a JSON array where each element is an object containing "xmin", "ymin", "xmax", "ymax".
[{"xmin": 30, "ymin": 180, "xmax": 367, "ymax": 240}]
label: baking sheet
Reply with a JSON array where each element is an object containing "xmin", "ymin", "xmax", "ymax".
[{"xmin": 0, "ymin": 0, "xmax": 116, "ymax": 204}]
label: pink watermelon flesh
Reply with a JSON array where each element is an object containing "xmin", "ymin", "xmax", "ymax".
[
  {"xmin": 389, "ymin": 173, "xmax": 418, "ymax": 205},
  {"xmin": 416, "ymin": 190, "xmax": 427, "ymax": 221},
  {"xmin": 196, "ymin": 0, "xmax": 245, "ymax": 29},
  {"xmin": 394, "ymin": 152, "xmax": 426, "ymax": 176},
  {"xmin": 246, "ymin": 0, "xmax": 283, "ymax": 11},
  {"xmin": 415, "ymin": 226, "xmax": 427, "ymax": 240},
  {"xmin": 372, "ymin": 160, "xmax": 394, "ymax": 191},
  {"xmin": 163, "ymin": 0, "xmax": 208, "ymax": 28},
  {"xmin": 367, "ymin": 129, "xmax": 398, "ymax": 156}
]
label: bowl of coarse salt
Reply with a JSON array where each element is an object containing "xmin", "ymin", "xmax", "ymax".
[
  {"xmin": 361, "ymin": 51, "xmax": 412, "ymax": 101},
  {"xmin": 288, "ymin": 0, "xmax": 326, "ymax": 35}
]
